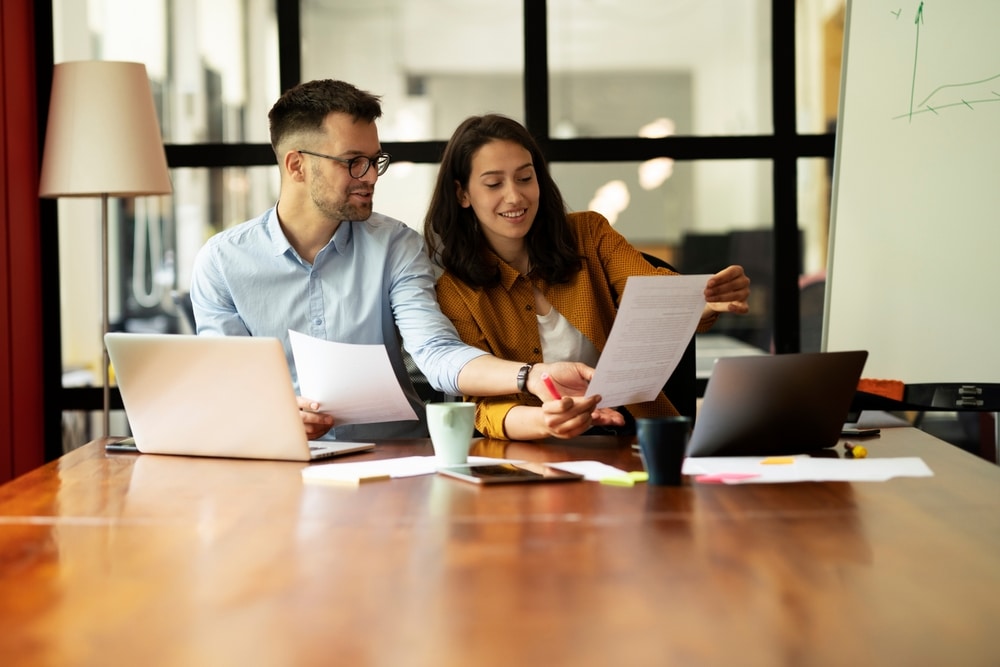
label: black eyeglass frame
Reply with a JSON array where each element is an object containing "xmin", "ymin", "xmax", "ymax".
[{"xmin": 297, "ymin": 149, "xmax": 392, "ymax": 178}]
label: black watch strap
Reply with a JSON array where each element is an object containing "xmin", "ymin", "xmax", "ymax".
[{"xmin": 516, "ymin": 363, "xmax": 533, "ymax": 393}]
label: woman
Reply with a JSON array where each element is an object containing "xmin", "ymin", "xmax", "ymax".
[{"xmin": 425, "ymin": 114, "xmax": 750, "ymax": 440}]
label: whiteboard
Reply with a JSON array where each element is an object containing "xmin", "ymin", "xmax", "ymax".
[{"xmin": 825, "ymin": 0, "xmax": 1000, "ymax": 384}]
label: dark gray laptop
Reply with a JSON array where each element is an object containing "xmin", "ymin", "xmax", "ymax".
[{"xmin": 686, "ymin": 350, "xmax": 868, "ymax": 457}]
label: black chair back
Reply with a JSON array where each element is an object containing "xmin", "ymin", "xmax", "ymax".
[{"xmin": 639, "ymin": 252, "xmax": 698, "ymax": 421}]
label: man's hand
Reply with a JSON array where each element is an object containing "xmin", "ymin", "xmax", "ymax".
[{"xmin": 297, "ymin": 396, "xmax": 335, "ymax": 440}]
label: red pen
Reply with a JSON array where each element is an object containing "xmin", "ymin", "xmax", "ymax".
[{"xmin": 540, "ymin": 372, "xmax": 562, "ymax": 400}]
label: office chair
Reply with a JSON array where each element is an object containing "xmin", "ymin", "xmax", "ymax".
[
  {"xmin": 798, "ymin": 272, "xmax": 826, "ymax": 354},
  {"xmin": 402, "ymin": 346, "xmax": 445, "ymax": 404},
  {"xmin": 170, "ymin": 290, "xmax": 197, "ymax": 334}
]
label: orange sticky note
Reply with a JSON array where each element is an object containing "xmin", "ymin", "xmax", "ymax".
[{"xmin": 760, "ymin": 456, "xmax": 795, "ymax": 465}]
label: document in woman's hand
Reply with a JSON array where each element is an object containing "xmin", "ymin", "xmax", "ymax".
[{"xmin": 587, "ymin": 274, "xmax": 710, "ymax": 408}]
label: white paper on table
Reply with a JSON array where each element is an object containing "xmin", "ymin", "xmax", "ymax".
[
  {"xmin": 289, "ymin": 329, "xmax": 419, "ymax": 426},
  {"xmin": 588, "ymin": 274, "xmax": 710, "ymax": 408},
  {"xmin": 682, "ymin": 456, "xmax": 934, "ymax": 483},
  {"xmin": 547, "ymin": 460, "xmax": 632, "ymax": 482},
  {"xmin": 301, "ymin": 455, "xmax": 524, "ymax": 483}
]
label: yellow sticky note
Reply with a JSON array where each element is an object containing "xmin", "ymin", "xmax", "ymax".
[
  {"xmin": 600, "ymin": 476, "xmax": 635, "ymax": 487},
  {"xmin": 760, "ymin": 456, "xmax": 795, "ymax": 465}
]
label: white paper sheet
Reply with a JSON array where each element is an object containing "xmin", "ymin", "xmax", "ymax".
[
  {"xmin": 587, "ymin": 274, "xmax": 711, "ymax": 408},
  {"xmin": 682, "ymin": 456, "xmax": 934, "ymax": 484},
  {"xmin": 301, "ymin": 455, "xmax": 524, "ymax": 483},
  {"xmin": 547, "ymin": 460, "xmax": 632, "ymax": 482},
  {"xmin": 289, "ymin": 330, "xmax": 419, "ymax": 426}
]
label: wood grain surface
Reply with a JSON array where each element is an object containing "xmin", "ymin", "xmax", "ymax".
[{"xmin": 1, "ymin": 428, "xmax": 999, "ymax": 666}]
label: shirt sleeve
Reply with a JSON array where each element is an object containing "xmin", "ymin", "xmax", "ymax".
[
  {"xmin": 435, "ymin": 273, "xmax": 530, "ymax": 439},
  {"xmin": 386, "ymin": 227, "xmax": 486, "ymax": 397},
  {"xmin": 475, "ymin": 397, "xmax": 523, "ymax": 440}
]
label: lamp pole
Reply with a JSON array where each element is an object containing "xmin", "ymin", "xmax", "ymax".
[{"xmin": 101, "ymin": 193, "xmax": 110, "ymax": 438}]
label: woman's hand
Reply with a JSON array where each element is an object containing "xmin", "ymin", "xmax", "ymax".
[
  {"xmin": 704, "ymin": 264, "xmax": 751, "ymax": 315},
  {"xmin": 538, "ymin": 396, "xmax": 602, "ymax": 438},
  {"xmin": 504, "ymin": 396, "xmax": 626, "ymax": 440},
  {"xmin": 528, "ymin": 361, "xmax": 593, "ymax": 399},
  {"xmin": 591, "ymin": 407, "xmax": 627, "ymax": 429},
  {"xmin": 538, "ymin": 399, "xmax": 627, "ymax": 439}
]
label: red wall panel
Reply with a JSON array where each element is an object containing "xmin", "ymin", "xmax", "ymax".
[{"xmin": 1, "ymin": 0, "xmax": 45, "ymax": 481}]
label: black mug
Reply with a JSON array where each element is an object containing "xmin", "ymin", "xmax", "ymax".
[{"xmin": 637, "ymin": 416, "xmax": 692, "ymax": 486}]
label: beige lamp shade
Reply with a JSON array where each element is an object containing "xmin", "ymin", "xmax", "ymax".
[{"xmin": 39, "ymin": 60, "xmax": 172, "ymax": 198}]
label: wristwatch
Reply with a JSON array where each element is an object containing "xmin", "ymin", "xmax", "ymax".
[{"xmin": 516, "ymin": 363, "xmax": 533, "ymax": 393}]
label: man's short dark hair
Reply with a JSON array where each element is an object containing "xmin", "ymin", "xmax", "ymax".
[{"xmin": 268, "ymin": 79, "xmax": 382, "ymax": 153}]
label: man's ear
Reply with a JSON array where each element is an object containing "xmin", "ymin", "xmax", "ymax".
[{"xmin": 285, "ymin": 150, "xmax": 307, "ymax": 181}]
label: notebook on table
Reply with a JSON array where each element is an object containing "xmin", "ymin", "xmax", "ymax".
[
  {"xmin": 104, "ymin": 333, "xmax": 375, "ymax": 461},
  {"xmin": 686, "ymin": 350, "xmax": 868, "ymax": 457}
]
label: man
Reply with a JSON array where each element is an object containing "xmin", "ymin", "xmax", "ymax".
[{"xmin": 190, "ymin": 79, "xmax": 607, "ymax": 440}]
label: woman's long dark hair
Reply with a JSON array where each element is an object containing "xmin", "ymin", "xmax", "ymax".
[{"xmin": 424, "ymin": 114, "xmax": 581, "ymax": 288}]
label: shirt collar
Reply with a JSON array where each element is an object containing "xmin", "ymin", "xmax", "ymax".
[
  {"xmin": 489, "ymin": 249, "xmax": 528, "ymax": 291},
  {"xmin": 266, "ymin": 206, "xmax": 292, "ymax": 257},
  {"xmin": 329, "ymin": 219, "xmax": 354, "ymax": 256},
  {"xmin": 266, "ymin": 205, "xmax": 353, "ymax": 261}
]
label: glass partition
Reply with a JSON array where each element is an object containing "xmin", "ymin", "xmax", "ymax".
[
  {"xmin": 302, "ymin": 0, "xmax": 525, "ymax": 141},
  {"xmin": 552, "ymin": 159, "xmax": 775, "ymax": 352},
  {"xmin": 52, "ymin": 0, "xmax": 279, "ymax": 144},
  {"xmin": 548, "ymin": 0, "xmax": 773, "ymax": 137}
]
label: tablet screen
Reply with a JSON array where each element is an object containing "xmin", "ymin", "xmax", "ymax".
[{"xmin": 437, "ymin": 462, "xmax": 583, "ymax": 485}]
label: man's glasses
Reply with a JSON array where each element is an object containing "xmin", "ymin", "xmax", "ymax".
[{"xmin": 297, "ymin": 150, "xmax": 391, "ymax": 178}]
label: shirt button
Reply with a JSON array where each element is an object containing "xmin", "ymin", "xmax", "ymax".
[
  {"xmin": 314, "ymin": 319, "xmax": 322, "ymax": 325},
  {"xmin": 533, "ymin": 347, "xmax": 540, "ymax": 355},
  {"xmin": 524, "ymin": 304, "xmax": 532, "ymax": 311}
]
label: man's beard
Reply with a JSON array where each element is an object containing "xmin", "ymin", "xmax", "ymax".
[{"xmin": 312, "ymin": 189, "xmax": 373, "ymax": 223}]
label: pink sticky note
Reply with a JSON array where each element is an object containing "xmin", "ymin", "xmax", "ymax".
[{"xmin": 695, "ymin": 472, "xmax": 760, "ymax": 484}]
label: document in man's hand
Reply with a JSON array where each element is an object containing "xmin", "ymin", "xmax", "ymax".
[
  {"xmin": 588, "ymin": 274, "xmax": 710, "ymax": 408},
  {"xmin": 289, "ymin": 330, "xmax": 419, "ymax": 425}
]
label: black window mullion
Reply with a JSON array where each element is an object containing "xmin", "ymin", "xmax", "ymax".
[
  {"xmin": 771, "ymin": 1, "xmax": 801, "ymax": 354},
  {"xmin": 522, "ymin": 0, "xmax": 550, "ymax": 146},
  {"xmin": 547, "ymin": 135, "xmax": 779, "ymax": 162},
  {"xmin": 35, "ymin": 0, "xmax": 64, "ymax": 461},
  {"xmin": 277, "ymin": 0, "xmax": 302, "ymax": 93}
]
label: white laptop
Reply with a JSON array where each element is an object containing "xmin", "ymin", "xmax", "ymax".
[{"xmin": 104, "ymin": 333, "xmax": 375, "ymax": 461}]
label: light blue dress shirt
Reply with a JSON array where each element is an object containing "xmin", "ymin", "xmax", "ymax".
[{"xmin": 189, "ymin": 206, "xmax": 485, "ymax": 440}]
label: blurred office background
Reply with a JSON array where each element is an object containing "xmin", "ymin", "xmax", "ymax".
[{"xmin": 42, "ymin": 0, "xmax": 850, "ymax": 452}]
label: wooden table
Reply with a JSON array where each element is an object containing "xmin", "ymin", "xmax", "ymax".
[{"xmin": 2, "ymin": 428, "xmax": 999, "ymax": 666}]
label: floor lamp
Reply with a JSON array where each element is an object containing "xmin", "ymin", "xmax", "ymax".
[{"xmin": 38, "ymin": 61, "xmax": 173, "ymax": 439}]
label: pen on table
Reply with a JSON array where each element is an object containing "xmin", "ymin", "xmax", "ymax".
[{"xmin": 540, "ymin": 372, "xmax": 562, "ymax": 400}]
